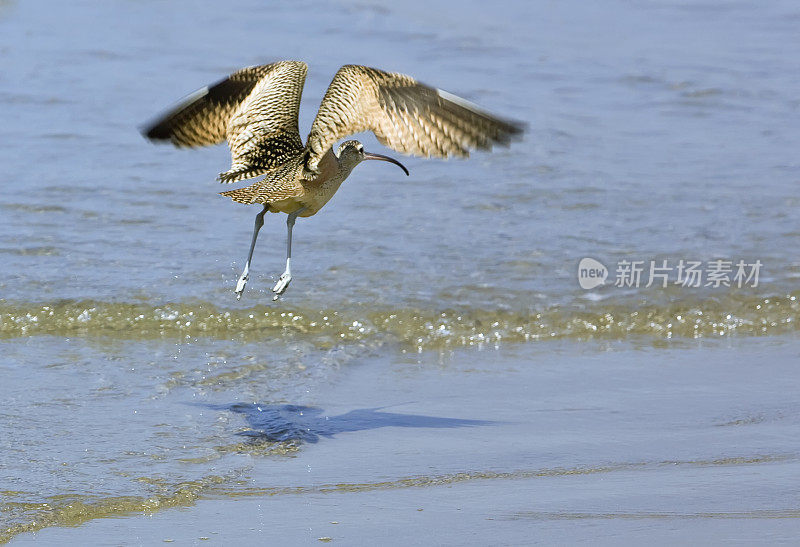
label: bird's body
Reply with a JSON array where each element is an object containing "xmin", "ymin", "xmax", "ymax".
[
  {"xmin": 219, "ymin": 148, "xmax": 346, "ymax": 217},
  {"xmin": 142, "ymin": 61, "xmax": 523, "ymax": 299}
]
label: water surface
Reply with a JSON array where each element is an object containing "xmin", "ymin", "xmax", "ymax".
[{"xmin": 1, "ymin": 0, "xmax": 799, "ymax": 542}]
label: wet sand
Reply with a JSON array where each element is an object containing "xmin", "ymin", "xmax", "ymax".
[{"xmin": 14, "ymin": 337, "xmax": 800, "ymax": 545}]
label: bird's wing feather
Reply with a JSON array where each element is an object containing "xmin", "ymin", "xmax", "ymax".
[
  {"xmin": 142, "ymin": 61, "xmax": 308, "ymax": 183},
  {"xmin": 304, "ymin": 65, "xmax": 524, "ymax": 175},
  {"xmin": 219, "ymin": 159, "xmax": 305, "ymax": 204}
]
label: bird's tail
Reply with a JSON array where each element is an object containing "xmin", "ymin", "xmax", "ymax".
[
  {"xmin": 218, "ymin": 164, "xmax": 272, "ymax": 184},
  {"xmin": 219, "ymin": 186, "xmax": 261, "ymax": 204}
]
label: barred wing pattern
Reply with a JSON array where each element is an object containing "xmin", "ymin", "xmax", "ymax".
[
  {"xmin": 304, "ymin": 65, "xmax": 523, "ymax": 176},
  {"xmin": 219, "ymin": 157, "xmax": 306, "ymax": 205},
  {"xmin": 142, "ymin": 61, "xmax": 308, "ymax": 183}
]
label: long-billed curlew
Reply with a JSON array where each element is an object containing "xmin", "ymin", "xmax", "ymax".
[{"xmin": 142, "ymin": 61, "xmax": 523, "ymax": 300}]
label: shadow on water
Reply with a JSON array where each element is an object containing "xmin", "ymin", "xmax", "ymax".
[{"xmin": 203, "ymin": 403, "xmax": 495, "ymax": 443}]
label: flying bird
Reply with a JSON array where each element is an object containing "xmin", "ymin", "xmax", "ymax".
[{"xmin": 142, "ymin": 61, "xmax": 523, "ymax": 300}]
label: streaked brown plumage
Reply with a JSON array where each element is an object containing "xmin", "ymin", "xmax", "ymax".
[{"xmin": 142, "ymin": 60, "xmax": 524, "ymax": 300}]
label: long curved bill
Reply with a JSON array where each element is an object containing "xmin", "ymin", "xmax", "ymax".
[{"xmin": 363, "ymin": 151, "xmax": 410, "ymax": 176}]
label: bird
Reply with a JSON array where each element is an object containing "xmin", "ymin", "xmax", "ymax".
[{"xmin": 141, "ymin": 61, "xmax": 524, "ymax": 301}]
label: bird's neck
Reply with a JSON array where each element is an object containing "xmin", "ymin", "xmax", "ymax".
[
  {"xmin": 310, "ymin": 148, "xmax": 344, "ymax": 182},
  {"xmin": 305, "ymin": 149, "xmax": 362, "ymax": 189},
  {"xmin": 305, "ymin": 149, "xmax": 355, "ymax": 190},
  {"xmin": 329, "ymin": 150, "xmax": 360, "ymax": 184},
  {"xmin": 335, "ymin": 159, "xmax": 358, "ymax": 182}
]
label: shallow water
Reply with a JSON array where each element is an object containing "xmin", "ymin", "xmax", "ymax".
[
  {"xmin": 9, "ymin": 338, "xmax": 800, "ymax": 544},
  {"xmin": 1, "ymin": 0, "xmax": 800, "ymax": 543}
]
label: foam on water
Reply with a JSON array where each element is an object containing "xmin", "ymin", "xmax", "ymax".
[{"xmin": 1, "ymin": 292, "xmax": 798, "ymax": 348}]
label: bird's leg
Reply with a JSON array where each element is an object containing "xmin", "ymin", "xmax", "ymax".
[
  {"xmin": 271, "ymin": 207, "xmax": 306, "ymax": 301},
  {"xmin": 234, "ymin": 204, "xmax": 268, "ymax": 300}
]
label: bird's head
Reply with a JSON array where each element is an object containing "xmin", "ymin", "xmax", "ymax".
[{"xmin": 336, "ymin": 140, "xmax": 409, "ymax": 176}]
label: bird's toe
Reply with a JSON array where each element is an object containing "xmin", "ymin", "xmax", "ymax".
[
  {"xmin": 235, "ymin": 274, "xmax": 249, "ymax": 299},
  {"xmin": 271, "ymin": 273, "xmax": 292, "ymax": 296}
]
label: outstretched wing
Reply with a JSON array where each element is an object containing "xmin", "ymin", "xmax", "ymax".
[
  {"xmin": 304, "ymin": 65, "xmax": 524, "ymax": 175},
  {"xmin": 142, "ymin": 61, "xmax": 308, "ymax": 183}
]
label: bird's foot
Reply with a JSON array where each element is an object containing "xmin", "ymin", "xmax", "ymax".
[
  {"xmin": 234, "ymin": 272, "xmax": 249, "ymax": 300},
  {"xmin": 271, "ymin": 272, "xmax": 292, "ymax": 301}
]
